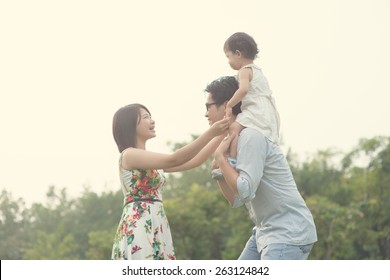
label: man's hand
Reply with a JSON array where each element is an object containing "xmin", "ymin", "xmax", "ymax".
[{"xmin": 215, "ymin": 134, "xmax": 234, "ymax": 161}]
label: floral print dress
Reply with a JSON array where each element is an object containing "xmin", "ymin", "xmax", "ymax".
[{"xmin": 111, "ymin": 154, "xmax": 176, "ymax": 260}]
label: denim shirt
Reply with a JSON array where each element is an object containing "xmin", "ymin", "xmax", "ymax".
[{"xmin": 233, "ymin": 128, "xmax": 317, "ymax": 248}]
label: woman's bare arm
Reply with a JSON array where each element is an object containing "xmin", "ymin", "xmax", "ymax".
[
  {"xmin": 121, "ymin": 118, "xmax": 229, "ymax": 170},
  {"xmin": 164, "ymin": 134, "xmax": 225, "ymax": 172}
]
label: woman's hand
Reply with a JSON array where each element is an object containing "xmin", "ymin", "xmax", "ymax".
[{"xmin": 209, "ymin": 117, "xmax": 230, "ymax": 136}]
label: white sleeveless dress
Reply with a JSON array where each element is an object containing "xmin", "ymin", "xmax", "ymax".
[{"xmin": 236, "ymin": 64, "xmax": 280, "ymax": 144}]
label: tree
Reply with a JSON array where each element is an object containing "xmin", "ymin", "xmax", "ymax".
[
  {"xmin": 2, "ymin": 136, "xmax": 389, "ymax": 260},
  {"xmin": 86, "ymin": 228, "xmax": 117, "ymax": 259},
  {"xmin": 24, "ymin": 226, "xmax": 80, "ymax": 259},
  {"xmin": 164, "ymin": 183, "xmax": 252, "ymax": 259},
  {"xmin": 295, "ymin": 136, "xmax": 390, "ymax": 259},
  {"xmin": 163, "ymin": 136, "xmax": 252, "ymax": 259},
  {"xmin": 340, "ymin": 137, "xmax": 390, "ymax": 259},
  {"xmin": 0, "ymin": 190, "xmax": 31, "ymax": 259},
  {"xmin": 23, "ymin": 186, "xmax": 123, "ymax": 259},
  {"xmin": 65, "ymin": 189, "xmax": 123, "ymax": 259}
]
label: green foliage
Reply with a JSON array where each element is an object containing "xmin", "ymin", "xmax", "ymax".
[
  {"xmin": 0, "ymin": 186, "xmax": 123, "ymax": 259},
  {"xmin": 24, "ymin": 227, "xmax": 80, "ymax": 260},
  {"xmin": 0, "ymin": 136, "xmax": 389, "ymax": 259},
  {"xmin": 290, "ymin": 148, "xmax": 344, "ymax": 198},
  {"xmin": 300, "ymin": 136, "xmax": 390, "ymax": 259},
  {"xmin": 86, "ymin": 228, "xmax": 117, "ymax": 259},
  {"xmin": 305, "ymin": 195, "xmax": 362, "ymax": 259},
  {"xmin": 164, "ymin": 183, "xmax": 252, "ymax": 259},
  {"xmin": 0, "ymin": 190, "xmax": 31, "ymax": 259},
  {"xmin": 164, "ymin": 136, "xmax": 253, "ymax": 259},
  {"xmin": 65, "ymin": 189, "xmax": 123, "ymax": 258}
]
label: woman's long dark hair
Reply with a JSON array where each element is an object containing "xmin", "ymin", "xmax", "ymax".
[{"xmin": 112, "ymin": 103, "xmax": 151, "ymax": 153}]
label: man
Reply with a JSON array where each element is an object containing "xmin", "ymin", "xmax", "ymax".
[{"xmin": 205, "ymin": 76, "xmax": 317, "ymax": 260}]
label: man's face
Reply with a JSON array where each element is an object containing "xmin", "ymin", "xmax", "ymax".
[{"xmin": 204, "ymin": 92, "xmax": 225, "ymax": 125}]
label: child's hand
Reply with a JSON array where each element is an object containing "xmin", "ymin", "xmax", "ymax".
[{"xmin": 225, "ymin": 106, "xmax": 233, "ymax": 118}]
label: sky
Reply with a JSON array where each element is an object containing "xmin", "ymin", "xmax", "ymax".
[{"xmin": 1, "ymin": 0, "xmax": 390, "ymax": 205}]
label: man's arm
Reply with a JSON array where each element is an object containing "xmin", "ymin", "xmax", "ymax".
[
  {"xmin": 215, "ymin": 160, "xmax": 240, "ymax": 207},
  {"xmin": 215, "ymin": 129, "xmax": 266, "ymax": 207}
]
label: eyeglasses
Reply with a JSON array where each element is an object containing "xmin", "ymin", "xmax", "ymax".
[{"xmin": 205, "ymin": 102, "xmax": 218, "ymax": 111}]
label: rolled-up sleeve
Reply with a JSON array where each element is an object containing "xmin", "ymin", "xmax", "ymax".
[
  {"xmin": 232, "ymin": 176, "xmax": 251, "ymax": 208},
  {"xmin": 234, "ymin": 129, "xmax": 267, "ymax": 207}
]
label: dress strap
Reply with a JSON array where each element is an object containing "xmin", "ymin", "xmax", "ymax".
[{"xmin": 118, "ymin": 150, "xmax": 127, "ymax": 190}]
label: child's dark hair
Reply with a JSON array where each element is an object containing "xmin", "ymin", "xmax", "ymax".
[{"xmin": 224, "ymin": 32, "xmax": 259, "ymax": 60}]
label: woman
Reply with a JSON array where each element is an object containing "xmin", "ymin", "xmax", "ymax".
[{"xmin": 111, "ymin": 103, "xmax": 229, "ymax": 260}]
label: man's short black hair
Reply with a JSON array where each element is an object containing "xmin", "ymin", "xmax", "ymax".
[{"xmin": 204, "ymin": 76, "xmax": 241, "ymax": 116}]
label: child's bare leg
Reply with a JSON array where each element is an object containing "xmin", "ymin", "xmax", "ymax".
[{"xmin": 229, "ymin": 121, "xmax": 245, "ymax": 159}]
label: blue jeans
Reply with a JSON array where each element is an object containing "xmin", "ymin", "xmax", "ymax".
[{"xmin": 238, "ymin": 230, "xmax": 314, "ymax": 260}]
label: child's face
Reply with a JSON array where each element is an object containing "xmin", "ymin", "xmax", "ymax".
[{"xmin": 225, "ymin": 50, "xmax": 241, "ymax": 71}]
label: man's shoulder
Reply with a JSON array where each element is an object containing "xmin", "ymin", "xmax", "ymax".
[
  {"xmin": 239, "ymin": 128, "xmax": 267, "ymax": 144},
  {"xmin": 240, "ymin": 127, "xmax": 265, "ymax": 138}
]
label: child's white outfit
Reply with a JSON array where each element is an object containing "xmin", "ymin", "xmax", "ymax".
[
  {"xmin": 211, "ymin": 64, "xmax": 281, "ymax": 180},
  {"xmin": 236, "ymin": 64, "xmax": 280, "ymax": 144}
]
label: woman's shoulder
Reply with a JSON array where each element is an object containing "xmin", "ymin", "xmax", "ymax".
[
  {"xmin": 120, "ymin": 149, "xmax": 159, "ymax": 173},
  {"xmin": 120, "ymin": 147, "xmax": 139, "ymax": 170}
]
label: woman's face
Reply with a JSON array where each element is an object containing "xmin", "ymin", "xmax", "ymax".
[
  {"xmin": 204, "ymin": 93, "xmax": 225, "ymax": 126},
  {"xmin": 136, "ymin": 108, "xmax": 156, "ymax": 141}
]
